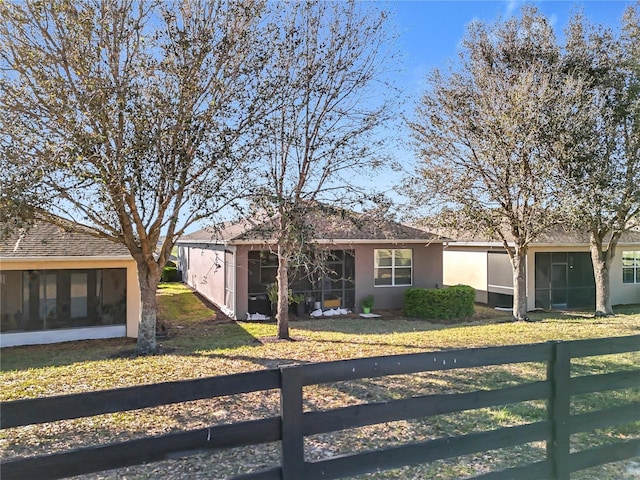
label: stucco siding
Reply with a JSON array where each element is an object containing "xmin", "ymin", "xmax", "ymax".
[
  {"xmin": 443, "ymin": 248, "xmax": 489, "ymax": 303},
  {"xmin": 354, "ymin": 242, "xmax": 443, "ymax": 310},
  {"xmin": 180, "ymin": 245, "xmax": 227, "ymax": 312},
  {"xmin": 611, "ymin": 250, "xmax": 640, "ymax": 305},
  {"xmin": 181, "ymin": 241, "xmax": 443, "ymax": 318}
]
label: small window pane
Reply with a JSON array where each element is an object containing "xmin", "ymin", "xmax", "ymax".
[
  {"xmin": 395, "ymin": 249, "xmax": 412, "ymax": 267},
  {"xmin": 395, "ymin": 268, "xmax": 412, "ymax": 285},
  {"xmin": 374, "ymin": 268, "xmax": 393, "ymax": 285},
  {"xmin": 623, "ymin": 268, "xmax": 634, "ymax": 284},
  {"xmin": 375, "ymin": 249, "xmax": 393, "ymax": 267},
  {"xmin": 622, "ymin": 252, "xmax": 635, "ymax": 267},
  {"xmin": 636, "ymin": 268, "xmax": 640, "ymax": 284}
]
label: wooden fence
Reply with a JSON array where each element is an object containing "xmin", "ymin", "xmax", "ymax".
[{"xmin": 2, "ymin": 335, "xmax": 639, "ymax": 479}]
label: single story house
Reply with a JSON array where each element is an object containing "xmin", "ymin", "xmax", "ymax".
[
  {"xmin": 0, "ymin": 220, "xmax": 140, "ymax": 347},
  {"xmin": 443, "ymin": 229, "xmax": 640, "ymax": 310},
  {"xmin": 177, "ymin": 211, "xmax": 444, "ymax": 320}
]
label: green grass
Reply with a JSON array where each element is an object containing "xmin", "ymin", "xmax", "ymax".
[{"xmin": 1, "ymin": 283, "xmax": 639, "ymax": 479}]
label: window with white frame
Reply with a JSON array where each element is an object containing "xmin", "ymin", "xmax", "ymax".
[
  {"xmin": 374, "ymin": 249, "xmax": 412, "ymax": 286},
  {"xmin": 622, "ymin": 251, "xmax": 640, "ymax": 284}
]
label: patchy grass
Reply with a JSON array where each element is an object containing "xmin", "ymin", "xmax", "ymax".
[{"xmin": 1, "ymin": 285, "xmax": 639, "ymax": 479}]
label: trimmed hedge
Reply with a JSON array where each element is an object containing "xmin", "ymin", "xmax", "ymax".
[
  {"xmin": 404, "ymin": 285, "xmax": 475, "ymax": 321},
  {"xmin": 161, "ymin": 266, "xmax": 180, "ymax": 282}
]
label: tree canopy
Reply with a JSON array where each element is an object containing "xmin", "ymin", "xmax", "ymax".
[
  {"xmin": 0, "ymin": 0, "xmax": 270, "ymax": 352},
  {"xmin": 557, "ymin": 7, "xmax": 640, "ymax": 315},
  {"xmin": 242, "ymin": 0, "xmax": 398, "ymax": 338},
  {"xmin": 406, "ymin": 4, "xmax": 639, "ymax": 318},
  {"xmin": 406, "ymin": 7, "xmax": 578, "ymax": 320}
]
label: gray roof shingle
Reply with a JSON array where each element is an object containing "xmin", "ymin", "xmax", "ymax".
[
  {"xmin": 180, "ymin": 208, "xmax": 443, "ymax": 245},
  {"xmin": 444, "ymin": 226, "xmax": 640, "ymax": 245},
  {"xmin": 0, "ymin": 220, "xmax": 131, "ymax": 258}
]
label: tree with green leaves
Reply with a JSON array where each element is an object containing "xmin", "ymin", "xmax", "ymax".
[
  {"xmin": 0, "ymin": 0, "xmax": 269, "ymax": 353},
  {"xmin": 406, "ymin": 7, "xmax": 581, "ymax": 320},
  {"xmin": 245, "ymin": 0, "xmax": 398, "ymax": 339},
  {"xmin": 557, "ymin": 6, "xmax": 640, "ymax": 316}
]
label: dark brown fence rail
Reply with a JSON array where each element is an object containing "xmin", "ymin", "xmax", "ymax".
[{"xmin": 2, "ymin": 335, "xmax": 639, "ymax": 480}]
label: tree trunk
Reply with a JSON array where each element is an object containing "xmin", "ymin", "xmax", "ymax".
[
  {"xmin": 590, "ymin": 235, "xmax": 614, "ymax": 317},
  {"xmin": 136, "ymin": 261, "xmax": 160, "ymax": 354},
  {"xmin": 511, "ymin": 247, "xmax": 528, "ymax": 321},
  {"xmin": 276, "ymin": 244, "xmax": 290, "ymax": 340}
]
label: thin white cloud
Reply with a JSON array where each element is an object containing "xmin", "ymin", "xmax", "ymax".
[{"xmin": 505, "ymin": 0, "xmax": 522, "ymax": 16}]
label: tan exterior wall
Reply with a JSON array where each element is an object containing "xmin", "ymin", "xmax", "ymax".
[
  {"xmin": 612, "ymin": 248, "xmax": 640, "ymax": 305},
  {"xmin": 443, "ymin": 249, "xmax": 489, "ymax": 303},
  {"xmin": 0, "ymin": 257, "xmax": 140, "ymax": 345}
]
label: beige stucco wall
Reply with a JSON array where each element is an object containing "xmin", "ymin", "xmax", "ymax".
[
  {"xmin": 0, "ymin": 257, "xmax": 140, "ymax": 345},
  {"xmin": 443, "ymin": 248, "xmax": 489, "ymax": 303}
]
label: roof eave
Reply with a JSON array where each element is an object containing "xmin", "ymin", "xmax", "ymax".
[
  {"xmin": 178, "ymin": 238, "xmax": 444, "ymax": 246},
  {"xmin": 0, "ymin": 255, "xmax": 134, "ymax": 262}
]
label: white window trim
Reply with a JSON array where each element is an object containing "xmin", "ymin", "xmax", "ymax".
[
  {"xmin": 622, "ymin": 251, "xmax": 640, "ymax": 284},
  {"xmin": 374, "ymin": 248, "xmax": 413, "ymax": 287}
]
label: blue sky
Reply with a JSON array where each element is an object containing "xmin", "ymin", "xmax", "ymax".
[
  {"xmin": 375, "ymin": 0, "xmax": 636, "ymax": 203},
  {"xmin": 391, "ymin": 0, "xmax": 635, "ymax": 100}
]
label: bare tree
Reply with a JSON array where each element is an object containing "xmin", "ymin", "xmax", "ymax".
[
  {"xmin": 245, "ymin": 0, "xmax": 398, "ymax": 339},
  {"xmin": 0, "ymin": 0, "xmax": 268, "ymax": 353},
  {"xmin": 557, "ymin": 6, "xmax": 640, "ymax": 315},
  {"xmin": 406, "ymin": 7, "xmax": 579, "ymax": 320}
]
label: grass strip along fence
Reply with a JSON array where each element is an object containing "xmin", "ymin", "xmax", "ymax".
[{"xmin": 2, "ymin": 335, "xmax": 639, "ymax": 479}]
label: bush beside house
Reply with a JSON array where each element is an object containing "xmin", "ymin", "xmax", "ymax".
[
  {"xmin": 404, "ymin": 285, "xmax": 475, "ymax": 321},
  {"xmin": 161, "ymin": 266, "xmax": 180, "ymax": 282}
]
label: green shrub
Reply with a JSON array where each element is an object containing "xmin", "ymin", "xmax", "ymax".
[
  {"xmin": 161, "ymin": 266, "xmax": 180, "ymax": 282},
  {"xmin": 404, "ymin": 285, "xmax": 475, "ymax": 321}
]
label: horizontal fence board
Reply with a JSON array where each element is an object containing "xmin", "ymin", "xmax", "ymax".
[
  {"xmin": 3, "ymin": 336, "xmax": 639, "ymax": 480},
  {"xmin": 470, "ymin": 459, "xmax": 550, "ymax": 480},
  {"xmin": 566, "ymin": 335, "xmax": 640, "ymax": 358},
  {"xmin": 305, "ymin": 422, "xmax": 550, "ymax": 480},
  {"xmin": 304, "ymin": 381, "xmax": 549, "ymax": 436},
  {"xmin": 301, "ymin": 343, "xmax": 551, "ymax": 385},
  {"xmin": 568, "ymin": 438, "xmax": 640, "ymax": 474},
  {"xmin": 570, "ymin": 369, "xmax": 640, "ymax": 397},
  {"xmin": 0, "ymin": 417, "xmax": 281, "ymax": 480},
  {"xmin": 1, "ymin": 369, "xmax": 281, "ymax": 429},
  {"xmin": 569, "ymin": 402, "xmax": 640, "ymax": 434},
  {"xmin": 230, "ymin": 466, "xmax": 282, "ymax": 480}
]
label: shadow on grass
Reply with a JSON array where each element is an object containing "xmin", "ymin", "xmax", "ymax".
[
  {"xmin": 0, "ymin": 337, "xmax": 137, "ymax": 372},
  {"xmin": 0, "ymin": 321, "xmax": 263, "ymax": 372},
  {"xmin": 290, "ymin": 316, "xmax": 500, "ymax": 336},
  {"xmin": 199, "ymin": 351, "xmax": 308, "ymax": 370}
]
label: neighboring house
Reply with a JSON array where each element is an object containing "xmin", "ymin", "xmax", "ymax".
[
  {"xmin": 177, "ymin": 211, "xmax": 444, "ymax": 320},
  {"xmin": 0, "ymin": 220, "xmax": 140, "ymax": 347},
  {"xmin": 443, "ymin": 229, "xmax": 640, "ymax": 310}
]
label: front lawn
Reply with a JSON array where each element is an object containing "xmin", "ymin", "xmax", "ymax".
[{"xmin": 1, "ymin": 284, "xmax": 639, "ymax": 479}]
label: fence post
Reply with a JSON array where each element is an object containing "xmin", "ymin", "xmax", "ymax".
[
  {"xmin": 547, "ymin": 341, "xmax": 571, "ymax": 480},
  {"xmin": 280, "ymin": 365, "xmax": 305, "ymax": 480}
]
